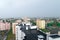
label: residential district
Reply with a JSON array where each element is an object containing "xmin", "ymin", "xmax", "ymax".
[{"xmin": 0, "ymin": 17, "xmax": 60, "ymax": 40}]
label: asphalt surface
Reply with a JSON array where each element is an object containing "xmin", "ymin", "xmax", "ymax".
[
  {"xmin": 19, "ymin": 24, "xmax": 47, "ymax": 40},
  {"xmin": 21, "ymin": 29, "xmax": 47, "ymax": 40},
  {"xmin": 23, "ymin": 29, "xmax": 38, "ymax": 40},
  {"xmin": 0, "ymin": 30, "xmax": 9, "ymax": 40}
]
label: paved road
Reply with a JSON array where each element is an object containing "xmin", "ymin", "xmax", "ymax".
[
  {"xmin": 3, "ymin": 36, "xmax": 7, "ymax": 40},
  {"xmin": 0, "ymin": 35, "xmax": 7, "ymax": 40},
  {"xmin": 0, "ymin": 30, "xmax": 9, "ymax": 40}
]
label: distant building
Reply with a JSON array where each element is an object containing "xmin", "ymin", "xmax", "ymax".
[
  {"xmin": 36, "ymin": 19, "xmax": 45, "ymax": 29},
  {"xmin": 0, "ymin": 22, "xmax": 10, "ymax": 31},
  {"xmin": 22, "ymin": 17, "xmax": 30, "ymax": 23},
  {"xmin": 12, "ymin": 23, "xmax": 18, "ymax": 34},
  {"xmin": 15, "ymin": 19, "xmax": 22, "ymax": 23}
]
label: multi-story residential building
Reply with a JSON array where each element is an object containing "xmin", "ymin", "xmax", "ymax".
[
  {"xmin": 0, "ymin": 22, "xmax": 10, "ymax": 31},
  {"xmin": 15, "ymin": 22, "xmax": 60, "ymax": 40},
  {"xmin": 36, "ymin": 19, "xmax": 45, "ymax": 29},
  {"xmin": 12, "ymin": 22, "xmax": 18, "ymax": 34},
  {"xmin": 16, "ymin": 22, "xmax": 37, "ymax": 40},
  {"xmin": 12, "ymin": 18, "xmax": 31, "ymax": 34},
  {"xmin": 12, "ymin": 19, "xmax": 22, "ymax": 34},
  {"xmin": 16, "ymin": 25, "xmax": 26, "ymax": 40}
]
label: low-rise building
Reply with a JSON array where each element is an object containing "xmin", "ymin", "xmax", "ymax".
[{"xmin": 48, "ymin": 34, "xmax": 60, "ymax": 40}]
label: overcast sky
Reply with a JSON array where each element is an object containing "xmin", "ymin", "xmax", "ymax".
[{"xmin": 0, "ymin": 0, "xmax": 60, "ymax": 18}]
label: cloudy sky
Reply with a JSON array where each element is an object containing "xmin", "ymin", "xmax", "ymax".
[{"xmin": 0, "ymin": 0, "xmax": 60, "ymax": 18}]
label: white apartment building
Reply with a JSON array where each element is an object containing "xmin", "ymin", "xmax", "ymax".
[
  {"xmin": 16, "ymin": 22, "xmax": 37, "ymax": 40},
  {"xmin": 16, "ymin": 25, "xmax": 25, "ymax": 40},
  {"xmin": 15, "ymin": 22, "xmax": 60, "ymax": 40}
]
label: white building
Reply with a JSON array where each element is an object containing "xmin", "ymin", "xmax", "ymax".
[
  {"xmin": 16, "ymin": 22, "xmax": 37, "ymax": 40},
  {"xmin": 16, "ymin": 25, "xmax": 25, "ymax": 40},
  {"xmin": 16, "ymin": 22, "xmax": 60, "ymax": 40},
  {"xmin": 49, "ymin": 37, "xmax": 60, "ymax": 40},
  {"xmin": 38, "ymin": 35, "xmax": 44, "ymax": 40},
  {"xmin": 47, "ymin": 34, "xmax": 60, "ymax": 40}
]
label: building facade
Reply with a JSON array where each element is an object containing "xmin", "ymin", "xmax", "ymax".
[
  {"xmin": 0, "ymin": 22, "xmax": 10, "ymax": 31},
  {"xmin": 12, "ymin": 23, "xmax": 18, "ymax": 34},
  {"xmin": 12, "ymin": 19, "xmax": 22, "ymax": 34},
  {"xmin": 16, "ymin": 25, "xmax": 25, "ymax": 40},
  {"xmin": 36, "ymin": 19, "xmax": 45, "ymax": 29},
  {"xmin": 16, "ymin": 22, "xmax": 37, "ymax": 40}
]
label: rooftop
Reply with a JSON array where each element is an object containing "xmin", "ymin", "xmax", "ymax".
[{"xmin": 50, "ymin": 35, "xmax": 60, "ymax": 38}]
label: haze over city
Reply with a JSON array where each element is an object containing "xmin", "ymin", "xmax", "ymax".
[{"xmin": 0, "ymin": 0, "xmax": 60, "ymax": 18}]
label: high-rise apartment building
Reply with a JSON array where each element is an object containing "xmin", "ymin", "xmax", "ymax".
[
  {"xmin": 12, "ymin": 19, "xmax": 22, "ymax": 34},
  {"xmin": 12, "ymin": 23, "xmax": 18, "ymax": 34},
  {"xmin": 16, "ymin": 22, "xmax": 37, "ymax": 40},
  {"xmin": 36, "ymin": 19, "xmax": 45, "ymax": 29},
  {"xmin": 0, "ymin": 22, "xmax": 10, "ymax": 31}
]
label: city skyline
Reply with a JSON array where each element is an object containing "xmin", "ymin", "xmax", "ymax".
[{"xmin": 0, "ymin": 0, "xmax": 60, "ymax": 18}]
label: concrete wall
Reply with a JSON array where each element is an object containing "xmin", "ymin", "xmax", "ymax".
[
  {"xmin": 12, "ymin": 23, "xmax": 18, "ymax": 34},
  {"xmin": 36, "ymin": 19, "xmax": 45, "ymax": 29}
]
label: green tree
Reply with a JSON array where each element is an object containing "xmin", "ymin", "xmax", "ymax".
[{"xmin": 30, "ymin": 20, "xmax": 36, "ymax": 25}]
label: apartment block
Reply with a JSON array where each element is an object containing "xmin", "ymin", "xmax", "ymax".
[
  {"xmin": 16, "ymin": 22, "xmax": 37, "ymax": 40},
  {"xmin": 0, "ymin": 22, "xmax": 10, "ymax": 31},
  {"xmin": 12, "ymin": 22, "xmax": 18, "ymax": 34},
  {"xmin": 36, "ymin": 19, "xmax": 45, "ymax": 29}
]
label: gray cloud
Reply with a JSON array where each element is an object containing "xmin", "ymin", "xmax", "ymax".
[{"xmin": 0, "ymin": 0, "xmax": 60, "ymax": 18}]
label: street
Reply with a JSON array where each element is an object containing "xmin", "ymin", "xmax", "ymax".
[{"xmin": 0, "ymin": 30, "xmax": 9, "ymax": 40}]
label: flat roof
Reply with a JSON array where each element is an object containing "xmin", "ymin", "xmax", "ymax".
[{"xmin": 50, "ymin": 35, "xmax": 60, "ymax": 38}]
